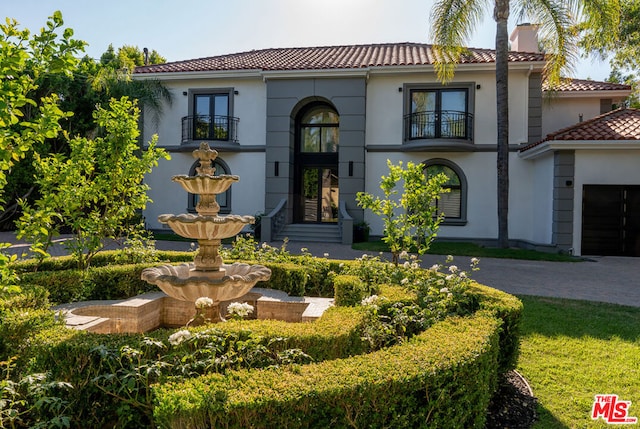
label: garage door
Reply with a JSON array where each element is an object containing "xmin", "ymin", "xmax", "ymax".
[{"xmin": 582, "ymin": 185, "xmax": 640, "ymax": 256}]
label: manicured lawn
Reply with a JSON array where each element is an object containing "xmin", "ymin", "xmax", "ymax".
[
  {"xmin": 353, "ymin": 239, "xmax": 581, "ymax": 262},
  {"xmin": 518, "ymin": 296, "xmax": 640, "ymax": 428}
]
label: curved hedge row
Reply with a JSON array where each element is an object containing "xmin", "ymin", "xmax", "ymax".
[
  {"xmin": 153, "ymin": 312, "xmax": 501, "ymax": 428},
  {"xmin": 7, "ymin": 251, "xmax": 522, "ymax": 428}
]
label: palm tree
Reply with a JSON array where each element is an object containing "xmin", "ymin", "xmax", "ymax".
[{"xmin": 430, "ymin": 0, "xmax": 620, "ymax": 248}]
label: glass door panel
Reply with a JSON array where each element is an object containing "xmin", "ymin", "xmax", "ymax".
[{"xmin": 301, "ymin": 167, "xmax": 339, "ymax": 222}]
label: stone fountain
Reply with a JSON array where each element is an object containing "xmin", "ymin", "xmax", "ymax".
[{"xmin": 141, "ymin": 142, "xmax": 271, "ymax": 322}]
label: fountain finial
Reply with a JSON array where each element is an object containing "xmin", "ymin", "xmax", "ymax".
[{"xmin": 193, "ymin": 142, "xmax": 218, "ymax": 176}]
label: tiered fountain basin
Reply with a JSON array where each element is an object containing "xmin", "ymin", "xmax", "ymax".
[
  {"xmin": 141, "ymin": 263, "xmax": 272, "ymax": 302},
  {"xmin": 157, "ymin": 214, "xmax": 253, "ymax": 239},
  {"xmin": 171, "ymin": 174, "xmax": 239, "ymax": 194}
]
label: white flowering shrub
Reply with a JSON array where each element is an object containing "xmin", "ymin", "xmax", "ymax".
[
  {"xmin": 195, "ymin": 297, "xmax": 214, "ymax": 309},
  {"xmin": 226, "ymin": 302, "xmax": 254, "ymax": 319},
  {"xmin": 168, "ymin": 329, "xmax": 192, "ymax": 345}
]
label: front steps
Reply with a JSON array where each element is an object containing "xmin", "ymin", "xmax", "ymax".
[{"xmin": 273, "ymin": 223, "xmax": 342, "ymax": 243}]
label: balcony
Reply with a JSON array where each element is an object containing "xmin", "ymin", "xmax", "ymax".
[
  {"xmin": 404, "ymin": 110, "xmax": 473, "ymax": 141},
  {"xmin": 181, "ymin": 115, "xmax": 239, "ymax": 143}
]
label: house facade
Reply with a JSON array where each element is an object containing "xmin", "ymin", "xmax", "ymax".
[{"xmin": 134, "ymin": 26, "xmax": 638, "ymax": 256}]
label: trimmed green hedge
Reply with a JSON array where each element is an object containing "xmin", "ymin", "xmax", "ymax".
[
  {"xmin": 153, "ymin": 312, "xmax": 501, "ymax": 429},
  {"xmin": 7, "ymin": 251, "xmax": 522, "ymax": 428},
  {"xmin": 333, "ymin": 274, "xmax": 369, "ymax": 306},
  {"xmin": 470, "ymin": 282, "xmax": 524, "ymax": 372}
]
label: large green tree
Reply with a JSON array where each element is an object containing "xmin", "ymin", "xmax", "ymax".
[
  {"xmin": 430, "ymin": 0, "xmax": 620, "ymax": 248},
  {"xmin": 2, "ymin": 33, "xmax": 171, "ymax": 229},
  {"xmin": 0, "ymin": 11, "xmax": 84, "ymax": 287}
]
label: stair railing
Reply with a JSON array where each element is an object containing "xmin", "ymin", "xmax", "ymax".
[
  {"xmin": 338, "ymin": 201, "xmax": 353, "ymax": 245},
  {"xmin": 261, "ymin": 198, "xmax": 287, "ymax": 242}
]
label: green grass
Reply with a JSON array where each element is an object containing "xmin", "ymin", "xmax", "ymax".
[
  {"xmin": 352, "ymin": 239, "xmax": 581, "ymax": 262},
  {"xmin": 518, "ymin": 296, "xmax": 640, "ymax": 428}
]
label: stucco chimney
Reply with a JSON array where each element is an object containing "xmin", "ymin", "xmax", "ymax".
[{"xmin": 510, "ymin": 23, "xmax": 540, "ymax": 53}]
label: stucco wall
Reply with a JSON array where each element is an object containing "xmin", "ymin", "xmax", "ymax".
[
  {"xmin": 365, "ymin": 71, "xmax": 531, "ymax": 147},
  {"xmin": 142, "ymin": 78, "xmax": 267, "ymax": 147},
  {"xmin": 541, "ymin": 97, "xmax": 601, "ymax": 137},
  {"xmin": 144, "ymin": 152, "xmax": 266, "ymax": 230}
]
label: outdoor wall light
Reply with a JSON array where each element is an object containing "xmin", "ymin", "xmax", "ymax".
[
  {"xmin": 398, "ymin": 87, "xmax": 403, "ymax": 92},
  {"xmin": 476, "ymin": 84, "xmax": 481, "ymax": 89},
  {"xmin": 182, "ymin": 91, "xmax": 188, "ymax": 96},
  {"xmin": 234, "ymin": 90, "xmax": 239, "ymax": 95}
]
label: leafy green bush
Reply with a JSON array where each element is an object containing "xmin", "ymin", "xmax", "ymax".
[
  {"xmin": 84, "ymin": 264, "xmax": 157, "ymax": 300},
  {"xmin": 333, "ymin": 274, "xmax": 370, "ymax": 306},
  {"xmin": 20, "ymin": 269, "xmax": 88, "ymax": 304},
  {"xmin": 0, "ymin": 308, "xmax": 58, "ymax": 360}
]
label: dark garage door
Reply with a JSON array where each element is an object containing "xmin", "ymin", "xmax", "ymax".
[{"xmin": 582, "ymin": 185, "xmax": 640, "ymax": 256}]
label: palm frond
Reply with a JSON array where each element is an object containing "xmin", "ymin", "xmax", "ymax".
[
  {"xmin": 514, "ymin": 0, "xmax": 579, "ymax": 88},
  {"xmin": 430, "ymin": 0, "xmax": 488, "ymax": 83}
]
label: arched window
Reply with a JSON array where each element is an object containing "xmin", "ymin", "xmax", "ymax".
[
  {"xmin": 299, "ymin": 104, "xmax": 339, "ymax": 153},
  {"xmin": 188, "ymin": 157, "xmax": 231, "ymax": 214},
  {"xmin": 424, "ymin": 159, "xmax": 467, "ymax": 225}
]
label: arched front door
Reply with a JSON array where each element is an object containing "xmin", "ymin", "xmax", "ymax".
[{"xmin": 294, "ymin": 103, "xmax": 339, "ymax": 223}]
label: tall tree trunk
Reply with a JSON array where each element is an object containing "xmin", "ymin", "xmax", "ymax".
[{"xmin": 494, "ymin": 0, "xmax": 510, "ymax": 248}]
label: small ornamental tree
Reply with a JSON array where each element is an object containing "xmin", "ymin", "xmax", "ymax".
[
  {"xmin": 17, "ymin": 97, "xmax": 169, "ymax": 269},
  {"xmin": 356, "ymin": 160, "xmax": 449, "ymax": 264}
]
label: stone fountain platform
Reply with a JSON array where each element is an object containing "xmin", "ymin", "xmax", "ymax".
[{"xmin": 53, "ymin": 288, "xmax": 334, "ymax": 334}]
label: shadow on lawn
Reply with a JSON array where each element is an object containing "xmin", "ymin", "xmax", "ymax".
[{"xmin": 533, "ymin": 406, "xmax": 571, "ymax": 429}]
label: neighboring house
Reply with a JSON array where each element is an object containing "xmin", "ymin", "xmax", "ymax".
[{"xmin": 133, "ymin": 25, "xmax": 638, "ymax": 257}]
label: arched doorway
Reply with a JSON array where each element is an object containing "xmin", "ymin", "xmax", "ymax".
[{"xmin": 294, "ymin": 102, "xmax": 339, "ymax": 223}]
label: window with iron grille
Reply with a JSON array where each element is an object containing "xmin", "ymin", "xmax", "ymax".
[
  {"xmin": 404, "ymin": 85, "xmax": 474, "ymax": 141},
  {"xmin": 182, "ymin": 89, "xmax": 238, "ymax": 143}
]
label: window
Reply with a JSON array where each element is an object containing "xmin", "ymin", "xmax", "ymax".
[
  {"xmin": 424, "ymin": 159, "xmax": 467, "ymax": 225},
  {"xmin": 404, "ymin": 86, "xmax": 473, "ymax": 141},
  {"xmin": 188, "ymin": 158, "xmax": 231, "ymax": 214},
  {"xmin": 300, "ymin": 105, "xmax": 339, "ymax": 153},
  {"xmin": 294, "ymin": 102, "xmax": 340, "ymax": 223},
  {"xmin": 182, "ymin": 89, "xmax": 238, "ymax": 143}
]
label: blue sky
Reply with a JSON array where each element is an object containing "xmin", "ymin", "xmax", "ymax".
[{"xmin": 4, "ymin": 0, "xmax": 611, "ymax": 80}]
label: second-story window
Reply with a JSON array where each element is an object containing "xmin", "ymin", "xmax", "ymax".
[
  {"xmin": 404, "ymin": 87, "xmax": 473, "ymax": 141},
  {"xmin": 194, "ymin": 93, "xmax": 230, "ymax": 140},
  {"xmin": 182, "ymin": 89, "xmax": 238, "ymax": 143}
]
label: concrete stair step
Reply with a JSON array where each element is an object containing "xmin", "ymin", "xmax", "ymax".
[{"xmin": 275, "ymin": 224, "xmax": 341, "ymax": 243}]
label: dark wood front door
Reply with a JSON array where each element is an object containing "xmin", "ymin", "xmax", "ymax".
[{"xmin": 582, "ymin": 185, "xmax": 640, "ymax": 256}]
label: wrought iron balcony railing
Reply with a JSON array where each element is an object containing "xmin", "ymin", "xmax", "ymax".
[
  {"xmin": 181, "ymin": 115, "xmax": 239, "ymax": 143},
  {"xmin": 403, "ymin": 110, "xmax": 473, "ymax": 141}
]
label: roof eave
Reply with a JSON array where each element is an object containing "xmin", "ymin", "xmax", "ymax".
[
  {"xmin": 544, "ymin": 89, "xmax": 632, "ymax": 99},
  {"xmin": 132, "ymin": 69, "xmax": 264, "ymax": 80},
  {"xmin": 519, "ymin": 140, "xmax": 640, "ymax": 159}
]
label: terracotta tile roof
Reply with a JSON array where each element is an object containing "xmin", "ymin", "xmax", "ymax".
[
  {"xmin": 543, "ymin": 78, "xmax": 631, "ymax": 92},
  {"xmin": 133, "ymin": 43, "xmax": 546, "ymax": 74},
  {"xmin": 521, "ymin": 108, "xmax": 640, "ymax": 152}
]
